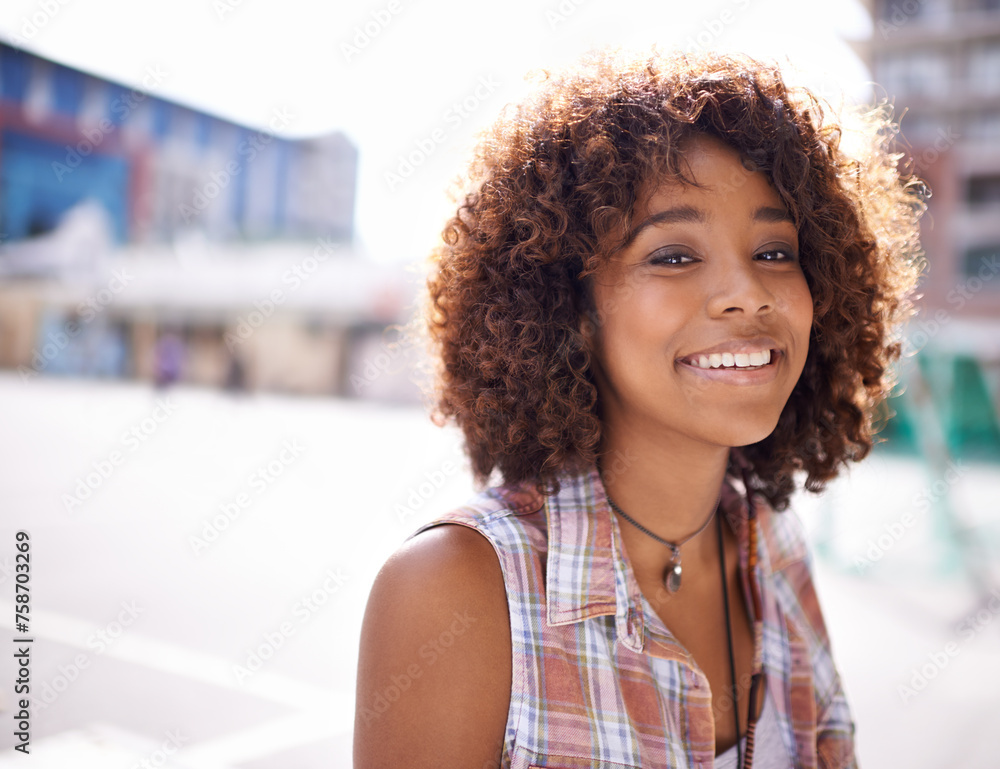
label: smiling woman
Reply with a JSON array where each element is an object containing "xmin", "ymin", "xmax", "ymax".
[{"xmin": 354, "ymin": 49, "xmax": 924, "ymax": 769}]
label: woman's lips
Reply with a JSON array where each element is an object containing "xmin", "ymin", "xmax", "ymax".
[
  {"xmin": 687, "ymin": 349, "xmax": 772, "ymax": 370},
  {"xmin": 676, "ymin": 349, "xmax": 783, "ymax": 383}
]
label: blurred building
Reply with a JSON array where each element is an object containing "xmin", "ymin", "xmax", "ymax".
[
  {"xmin": 855, "ymin": 0, "xmax": 1000, "ymax": 317},
  {"xmin": 853, "ymin": 0, "xmax": 1000, "ymax": 458},
  {"xmin": 0, "ymin": 41, "xmax": 356, "ymax": 246},
  {"xmin": 0, "ymin": 41, "xmax": 421, "ymax": 401}
]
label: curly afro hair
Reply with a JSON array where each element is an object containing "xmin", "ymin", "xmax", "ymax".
[{"xmin": 421, "ymin": 48, "xmax": 924, "ymax": 510}]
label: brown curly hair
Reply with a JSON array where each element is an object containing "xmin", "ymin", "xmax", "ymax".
[{"xmin": 421, "ymin": 48, "xmax": 924, "ymax": 510}]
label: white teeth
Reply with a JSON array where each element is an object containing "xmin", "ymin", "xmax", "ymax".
[{"xmin": 688, "ymin": 349, "xmax": 772, "ymax": 370}]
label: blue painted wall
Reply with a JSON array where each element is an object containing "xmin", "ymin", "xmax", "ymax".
[{"xmin": 0, "ymin": 130, "xmax": 129, "ymax": 241}]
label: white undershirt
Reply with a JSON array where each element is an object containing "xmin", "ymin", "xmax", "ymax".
[{"xmin": 713, "ymin": 685, "xmax": 793, "ymax": 769}]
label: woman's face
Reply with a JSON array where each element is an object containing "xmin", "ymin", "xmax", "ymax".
[{"xmin": 586, "ymin": 133, "xmax": 813, "ymax": 452}]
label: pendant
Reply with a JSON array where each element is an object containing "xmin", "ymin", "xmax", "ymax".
[{"xmin": 664, "ymin": 547, "xmax": 682, "ymax": 593}]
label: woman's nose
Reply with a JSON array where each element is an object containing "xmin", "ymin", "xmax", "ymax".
[{"xmin": 706, "ymin": 258, "xmax": 776, "ymax": 317}]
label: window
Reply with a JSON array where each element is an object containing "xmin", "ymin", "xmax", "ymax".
[
  {"xmin": 963, "ymin": 243, "xmax": 1000, "ymax": 279},
  {"xmin": 876, "ymin": 51, "xmax": 950, "ymax": 97},
  {"xmin": 876, "ymin": 0, "xmax": 946, "ymax": 21},
  {"xmin": 968, "ymin": 175, "xmax": 1000, "ymax": 205},
  {"xmin": 151, "ymin": 99, "xmax": 172, "ymax": 139},
  {"xmin": 966, "ymin": 110, "xmax": 1000, "ymax": 140},
  {"xmin": 969, "ymin": 43, "xmax": 1000, "ymax": 94},
  {"xmin": 899, "ymin": 115, "xmax": 939, "ymax": 144},
  {"xmin": 51, "ymin": 65, "xmax": 84, "ymax": 116}
]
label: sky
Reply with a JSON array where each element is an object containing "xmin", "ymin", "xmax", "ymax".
[{"xmin": 0, "ymin": 0, "xmax": 874, "ymax": 264}]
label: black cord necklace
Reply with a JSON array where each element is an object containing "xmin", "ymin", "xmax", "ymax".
[
  {"xmin": 604, "ymin": 492, "xmax": 717, "ymax": 594},
  {"xmin": 599, "ymin": 455, "xmax": 760, "ymax": 767},
  {"xmin": 717, "ymin": 504, "xmax": 744, "ymax": 769}
]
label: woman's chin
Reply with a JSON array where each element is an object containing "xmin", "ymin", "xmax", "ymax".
[{"xmin": 713, "ymin": 421, "xmax": 780, "ymax": 451}]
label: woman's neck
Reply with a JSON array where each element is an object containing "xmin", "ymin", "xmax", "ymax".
[{"xmin": 597, "ymin": 422, "xmax": 732, "ymax": 575}]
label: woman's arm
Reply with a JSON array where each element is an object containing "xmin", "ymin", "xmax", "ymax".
[{"xmin": 354, "ymin": 524, "xmax": 512, "ymax": 769}]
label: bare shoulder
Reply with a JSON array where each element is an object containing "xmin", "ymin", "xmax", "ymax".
[{"xmin": 354, "ymin": 524, "xmax": 511, "ymax": 769}]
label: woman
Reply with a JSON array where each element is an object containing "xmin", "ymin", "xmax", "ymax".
[{"xmin": 355, "ymin": 49, "xmax": 923, "ymax": 768}]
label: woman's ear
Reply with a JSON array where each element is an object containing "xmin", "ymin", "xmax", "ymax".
[
  {"xmin": 578, "ymin": 299, "xmax": 607, "ymax": 357},
  {"xmin": 576, "ymin": 276, "xmax": 599, "ymax": 352}
]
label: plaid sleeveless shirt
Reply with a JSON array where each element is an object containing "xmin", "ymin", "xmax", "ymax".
[{"xmin": 414, "ymin": 464, "xmax": 858, "ymax": 769}]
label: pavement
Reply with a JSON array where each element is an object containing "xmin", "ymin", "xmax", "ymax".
[{"xmin": 0, "ymin": 373, "xmax": 997, "ymax": 768}]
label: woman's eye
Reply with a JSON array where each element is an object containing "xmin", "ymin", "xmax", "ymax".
[
  {"xmin": 649, "ymin": 252, "xmax": 695, "ymax": 266},
  {"xmin": 756, "ymin": 249, "xmax": 797, "ymax": 262}
]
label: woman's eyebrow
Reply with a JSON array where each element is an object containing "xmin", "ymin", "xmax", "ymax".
[
  {"xmin": 752, "ymin": 205, "xmax": 795, "ymax": 225},
  {"xmin": 623, "ymin": 205, "xmax": 705, "ymax": 247},
  {"xmin": 623, "ymin": 204, "xmax": 793, "ymax": 248}
]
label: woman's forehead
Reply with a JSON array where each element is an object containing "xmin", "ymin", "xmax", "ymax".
[{"xmin": 633, "ymin": 140, "xmax": 788, "ymax": 222}]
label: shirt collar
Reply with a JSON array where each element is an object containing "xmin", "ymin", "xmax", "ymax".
[{"xmin": 542, "ymin": 464, "xmax": 633, "ymax": 637}]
